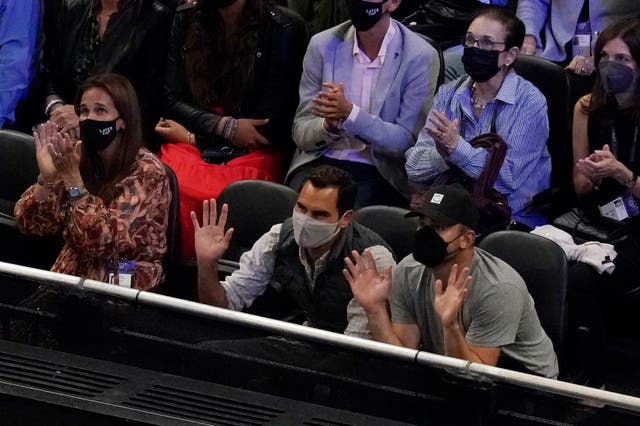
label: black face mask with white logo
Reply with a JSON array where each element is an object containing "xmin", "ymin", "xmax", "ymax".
[
  {"xmin": 349, "ymin": 0, "xmax": 388, "ymax": 32},
  {"xmin": 79, "ymin": 118, "xmax": 121, "ymax": 152}
]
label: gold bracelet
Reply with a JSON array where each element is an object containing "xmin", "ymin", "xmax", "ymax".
[{"xmin": 37, "ymin": 175, "xmax": 56, "ymax": 188}]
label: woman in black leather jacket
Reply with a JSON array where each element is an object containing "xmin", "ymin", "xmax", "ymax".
[
  {"xmin": 43, "ymin": 0, "xmax": 173, "ymax": 145},
  {"xmin": 155, "ymin": 0, "xmax": 307, "ymax": 259}
]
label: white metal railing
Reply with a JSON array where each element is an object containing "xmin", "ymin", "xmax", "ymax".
[{"xmin": 1, "ymin": 260, "xmax": 640, "ymax": 413}]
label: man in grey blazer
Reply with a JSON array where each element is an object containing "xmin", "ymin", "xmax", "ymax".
[{"xmin": 286, "ymin": 0, "xmax": 440, "ymax": 207}]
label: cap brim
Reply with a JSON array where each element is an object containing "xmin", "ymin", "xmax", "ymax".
[{"xmin": 404, "ymin": 207, "xmax": 457, "ymax": 226}]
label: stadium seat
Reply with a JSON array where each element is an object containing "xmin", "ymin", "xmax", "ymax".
[
  {"xmin": 479, "ymin": 230, "xmax": 568, "ymax": 373},
  {"xmin": 512, "ymin": 55, "xmax": 575, "ymax": 218},
  {"xmin": 216, "ymin": 180, "xmax": 298, "ymax": 263},
  {"xmin": 354, "ymin": 205, "xmax": 419, "ymax": 261},
  {"xmin": 0, "ymin": 130, "xmax": 39, "ymax": 216}
]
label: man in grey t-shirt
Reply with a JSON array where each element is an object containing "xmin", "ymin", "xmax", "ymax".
[{"xmin": 344, "ymin": 184, "xmax": 558, "ymax": 378}]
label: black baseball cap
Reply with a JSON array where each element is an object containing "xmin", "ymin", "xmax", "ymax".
[{"xmin": 406, "ymin": 184, "xmax": 479, "ymax": 230}]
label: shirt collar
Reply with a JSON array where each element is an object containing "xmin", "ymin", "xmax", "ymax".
[
  {"xmin": 494, "ymin": 69, "xmax": 518, "ymax": 105},
  {"xmin": 456, "ymin": 68, "xmax": 518, "ymax": 106},
  {"xmin": 352, "ymin": 20, "xmax": 397, "ymax": 64}
]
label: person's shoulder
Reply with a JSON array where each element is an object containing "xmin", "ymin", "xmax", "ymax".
[
  {"xmin": 576, "ymin": 93, "xmax": 592, "ymax": 112},
  {"xmin": 393, "ymin": 254, "xmax": 428, "ymax": 292},
  {"xmin": 512, "ymin": 71, "xmax": 546, "ymax": 106},
  {"xmin": 309, "ymin": 20, "xmax": 353, "ymax": 46},
  {"xmin": 473, "ymin": 247, "xmax": 527, "ymax": 292},
  {"xmin": 136, "ymin": 148, "xmax": 168, "ymax": 178},
  {"xmin": 395, "ymin": 254, "xmax": 425, "ymax": 274}
]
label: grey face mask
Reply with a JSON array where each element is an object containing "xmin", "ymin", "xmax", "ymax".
[
  {"xmin": 599, "ymin": 60, "xmax": 636, "ymax": 95},
  {"xmin": 291, "ymin": 209, "xmax": 342, "ymax": 248}
]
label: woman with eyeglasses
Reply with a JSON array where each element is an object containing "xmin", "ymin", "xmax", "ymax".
[
  {"xmin": 405, "ymin": 6, "xmax": 551, "ymax": 230},
  {"xmin": 567, "ymin": 17, "xmax": 640, "ymax": 388}
]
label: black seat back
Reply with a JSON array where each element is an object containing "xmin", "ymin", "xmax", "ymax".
[
  {"xmin": 0, "ymin": 130, "xmax": 38, "ymax": 215},
  {"xmin": 162, "ymin": 164, "xmax": 180, "ymax": 279},
  {"xmin": 479, "ymin": 230, "xmax": 568, "ymax": 370},
  {"xmin": 353, "ymin": 205, "xmax": 419, "ymax": 261},
  {"xmin": 216, "ymin": 180, "xmax": 298, "ymax": 262},
  {"xmin": 512, "ymin": 55, "xmax": 573, "ymax": 194}
]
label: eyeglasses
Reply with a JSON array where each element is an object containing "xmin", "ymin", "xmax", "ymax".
[{"xmin": 462, "ymin": 35, "xmax": 506, "ymax": 51}]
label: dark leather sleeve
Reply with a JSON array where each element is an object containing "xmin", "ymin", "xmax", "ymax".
[
  {"xmin": 162, "ymin": 10, "xmax": 221, "ymax": 137},
  {"xmin": 246, "ymin": 6, "xmax": 308, "ymax": 147},
  {"xmin": 43, "ymin": 0, "xmax": 85, "ymax": 103},
  {"xmin": 135, "ymin": 1, "xmax": 174, "ymax": 140}
]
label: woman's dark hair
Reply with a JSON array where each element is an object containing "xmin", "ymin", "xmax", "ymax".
[
  {"xmin": 473, "ymin": 6, "xmax": 525, "ymax": 49},
  {"xmin": 304, "ymin": 165, "xmax": 357, "ymax": 216},
  {"xmin": 184, "ymin": 0, "xmax": 273, "ymax": 113},
  {"xmin": 75, "ymin": 73, "xmax": 143, "ymax": 203},
  {"xmin": 585, "ymin": 17, "xmax": 640, "ymax": 117}
]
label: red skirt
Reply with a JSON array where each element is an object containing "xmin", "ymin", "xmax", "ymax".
[{"xmin": 158, "ymin": 142, "xmax": 286, "ymax": 258}]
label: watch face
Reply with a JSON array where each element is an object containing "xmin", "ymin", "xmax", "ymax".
[{"xmin": 68, "ymin": 186, "xmax": 85, "ymax": 198}]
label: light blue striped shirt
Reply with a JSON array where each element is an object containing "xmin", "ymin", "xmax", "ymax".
[{"xmin": 405, "ymin": 70, "xmax": 551, "ymax": 227}]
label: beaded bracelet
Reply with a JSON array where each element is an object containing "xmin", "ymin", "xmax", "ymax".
[{"xmin": 223, "ymin": 118, "xmax": 238, "ymax": 141}]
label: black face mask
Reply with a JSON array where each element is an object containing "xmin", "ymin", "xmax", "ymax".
[
  {"xmin": 79, "ymin": 118, "xmax": 121, "ymax": 152},
  {"xmin": 211, "ymin": 0, "xmax": 237, "ymax": 8},
  {"xmin": 413, "ymin": 225, "xmax": 464, "ymax": 268},
  {"xmin": 599, "ymin": 60, "xmax": 636, "ymax": 95},
  {"xmin": 349, "ymin": 0, "xmax": 388, "ymax": 32},
  {"xmin": 462, "ymin": 46, "xmax": 502, "ymax": 83}
]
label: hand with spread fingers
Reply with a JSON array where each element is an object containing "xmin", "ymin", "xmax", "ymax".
[
  {"xmin": 425, "ymin": 111, "xmax": 461, "ymax": 156},
  {"xmin": 48, "ymin": 130, "xmax": 82, "ymax": 180},
  {"xmin": 434, "ymin": 264, "xmax": 472, "ymax": 328},
  {"xmin": 312, "ymin": 82, "xmax": 353, "ymax": 129},
  {"xmin": 33, "ymin": 121, "xmax": 60, "ymax": 183},
  {"xmin": 343, "ymin": 249, "xmax": 392, "ymax": 313},
  {"xmin": 191, "ymin": 198, "xmax": 234, "ymax": 265}
]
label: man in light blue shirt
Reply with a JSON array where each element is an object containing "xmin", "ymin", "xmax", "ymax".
[{"xmin": 0, "ymin": 0, "xmax": 42, "ymax": 128}]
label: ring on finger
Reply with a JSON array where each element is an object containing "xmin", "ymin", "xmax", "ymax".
[{"xmin": 55, "ymin": 152, "xmax": 62, "ymax": 159}]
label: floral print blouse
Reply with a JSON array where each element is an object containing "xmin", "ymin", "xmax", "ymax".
[{"xmin": 14, "ymin": 148, "xmax": 171, "ymax": 291}]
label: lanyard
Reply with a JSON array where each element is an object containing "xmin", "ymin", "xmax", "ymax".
[{"xmin": 610, "ymin": 125, "xmax": 639, "ymax": 163}]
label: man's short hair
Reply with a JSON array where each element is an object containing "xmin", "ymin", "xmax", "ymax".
[
  {"xmin": 303, "ymin": 165, "xmax": 357, "ymax": 216},
  {"xmin": 473, "ymin": 6, "xmax": 525, "ymax": 49}
]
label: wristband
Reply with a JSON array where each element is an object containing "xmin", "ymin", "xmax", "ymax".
[{"xmin": 45, "ymin": 99, "xmax": 63, "ymax": 117}]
